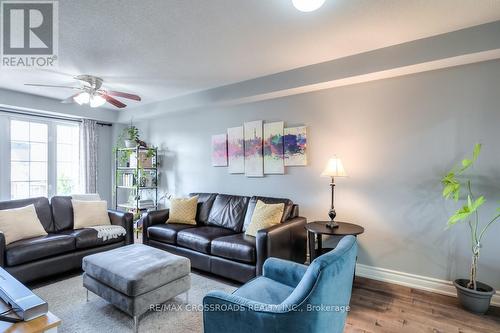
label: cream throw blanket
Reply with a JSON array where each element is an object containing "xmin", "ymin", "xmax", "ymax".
[{"xmin": 89, "ymin": 225, "xmax": 126, "ymax": 241}]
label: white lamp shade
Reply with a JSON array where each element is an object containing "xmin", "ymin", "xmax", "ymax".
[{"xmin": 321, "ymin": 157, "xmax": 347, "ymax": 177}]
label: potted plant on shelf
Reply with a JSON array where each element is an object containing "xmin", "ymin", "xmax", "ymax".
[
  {"xmin": 441, "ymin": 143, "xmax": 499, "ymax": 314},
  {"xmin": 124, "ymin": 125, "xmax": 139, "ymax": 148}
]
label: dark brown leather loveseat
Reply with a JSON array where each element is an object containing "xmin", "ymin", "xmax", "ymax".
[
  {"xmin": 143, "ymin": 193, "xmax": 307, "ymax": 283},
  {"xmin": 0, "ymin": 196, "xmax": 133, "ymax": 283}
]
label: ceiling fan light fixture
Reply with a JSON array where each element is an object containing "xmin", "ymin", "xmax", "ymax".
[
  {"xmin": 90, "ymin": 94, "xmax": 106, "ymax": 108},
  {"xmin": 73, "ymin": 92, "xmax": 90, "ymax": 105},
  {"xmin": 25, "ymin": 74, "xmax": 141, "ymax": 109},
  {"xmin": 292, "ymin": 0, "xmax": 325, "ymax": 12}
]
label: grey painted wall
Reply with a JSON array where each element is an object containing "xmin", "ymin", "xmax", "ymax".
[{"xmin": 137, "ymin": 59, "xmax": 500, "ymax": 289}]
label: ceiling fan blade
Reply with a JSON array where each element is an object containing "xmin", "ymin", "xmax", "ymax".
[
  {"xmin": 60, "ymin": 93, "xmax": 81, "ymax": 104},
  {"xmin": 104, "ymin": 90, "xmax": 141, "ymax": 101},
  {"xmin": 100, "ymin": 93, "xmax": 127, "ymax": 108},
  {"xmin": 24, "ymin": 83, "xmax": 81, "ymax": 89}
]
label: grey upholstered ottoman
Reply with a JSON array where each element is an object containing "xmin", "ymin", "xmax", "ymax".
[{"xmin": 82, "ymin": 244, "xmax": 191, "ymax": 332}]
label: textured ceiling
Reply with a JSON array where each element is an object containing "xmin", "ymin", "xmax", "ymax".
[{"xmin": 1, "ymin": 0, "xmax": 500, "ymax": 110}]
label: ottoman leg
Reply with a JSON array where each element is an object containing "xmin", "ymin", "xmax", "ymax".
[
  {"xmin": 185, "ymin": 291, "xmax": 189, "ymax": 303},
  {"xmin": 134, "ymin": 315, "xmax": 139, "ymax": 333},
  {"xmin": 86, "ymin": 289, "xmax": 89, "ymax": 302}
]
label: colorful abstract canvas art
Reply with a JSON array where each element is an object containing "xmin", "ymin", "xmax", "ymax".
[
  {"xmin": 227, "ymin": 126, "xmax": 245, "ymax": 173},
  {"xmin": 211, "ymin": 133, "xmax": 227, "ymax": 166},
  {"xmin": 284, "ymin": 126, "xmax": 307, "ymax": 166},
  {"xmin": 263, "ymin": 121, "xmax": 284, "ymax": 174},
  {"xmin": 244, "ymin": 120, "xmax": 263, "ymax": 177}
]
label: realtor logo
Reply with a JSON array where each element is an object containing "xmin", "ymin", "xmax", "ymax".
[{"xmin": 1, "ymin": 0, "xmax": 58, "ymax": 67}]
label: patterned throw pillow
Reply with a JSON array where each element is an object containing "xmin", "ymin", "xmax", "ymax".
[
  {"xmin": 167, "ymin": 196, "xmax": 198, "ymax": 225},
  {"xmin": 245, "ymin": 200, "xmax": 284, "ymax": 237}
]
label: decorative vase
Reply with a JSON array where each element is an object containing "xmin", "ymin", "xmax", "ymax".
[
  {"xmin": 124, "ymin": 139, "xmax": 135, "ymax": 148},
  {"xmin": 454, "ymin": 279, "xmax": 495, "ymax": 314}
]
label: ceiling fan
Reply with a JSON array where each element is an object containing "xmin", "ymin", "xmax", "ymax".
[{"xmin": 24, "ymin": 74, "xmax": 141, "ymax": 109}]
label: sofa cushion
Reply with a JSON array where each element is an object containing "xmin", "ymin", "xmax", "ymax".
[
  {"xmin": 0, "ymin": 204, "xmax": 48, "ymax": 245},
  {"xmin": 242, "ymin": 196, "xmax": 293, "ymax": 232},
  {"xmin": 50, "ymin": 196, "xmax": 73, "ymax": 231},
  {"xmin": 234, "ymin": 276, "xmax": 294, "ymax": 305},
  {"xmin": 211, "ymin": 233, "xmax": 256, "ymax": 264},
  {"xmin": 0, "ymin": 197, "xmax": 54, "ymax": 233},
  {"xmin": 72, "ymin": 200, "xmax": 110, "ymax": 229},
  {"xmin": 167, "ymin": 196, "xmax": 198, "ymax": 225},
  {"xmin": 177, "ymin": 226, "xmax": 235, "ymax": 254},
  {"xmin": 207, "ymin": 194, "xmax": 250, "ymax": 232},
  {"xmin": 62, "ymin": 228, "xmax": 124, "ymax": 249},
  {"xmin": 245, "ymin": 200, "xmax": 284, "ymax": 237},
  {"xmin": 189, "ymin": 193, "xmax": 217, "ymax": 224},
  {"xmin": 5, "ymin": 234, "xmax": 75, "ymax": 266},
  {"xmin": 147, "ymin": 223, "xmax": 195, "ymax": 245}
]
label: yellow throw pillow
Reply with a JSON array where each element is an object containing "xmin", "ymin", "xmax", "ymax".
[
  {"xmin": 0, "ymin": 204, "xmax": 47, "ymax": 245},
  {"xmin": 245, "ymin": 200, "xmax": 284, "ymax": 237},
  {"xmin": 72, "ymin": 200, "xmax": 110, "ymax": 229},
  {"xmin": 167, "ymin": 196, "xmax": 198, "ymax": 225}
]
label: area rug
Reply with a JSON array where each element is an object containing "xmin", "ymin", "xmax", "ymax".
[{"xmin": 33, "ymin": 273, "xmax": 237, "ymax": 333}]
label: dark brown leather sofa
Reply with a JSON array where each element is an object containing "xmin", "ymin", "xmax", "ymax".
[
  {"xmin": 143, "ymin": 193, "xmax": 307, "ymax": 283},
  {"xmin": 0, "ymin": 196, "xmax": 133, "ymax": 283}
]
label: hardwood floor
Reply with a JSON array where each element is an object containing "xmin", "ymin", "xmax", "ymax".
[{"xmin": 346, "ymin": 277, "xmax": 500, "ymax": 333}]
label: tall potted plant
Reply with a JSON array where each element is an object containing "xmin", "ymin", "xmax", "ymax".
[{"xmin": 441, "ymin": 144, "xmax": 499, "ymax": 313}]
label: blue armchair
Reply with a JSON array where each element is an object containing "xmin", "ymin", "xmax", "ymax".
[{"xmin": 203, "ymin": 235, "xmax": 357, "ymax": 333}]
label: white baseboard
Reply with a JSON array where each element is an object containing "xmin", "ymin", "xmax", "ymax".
[{"xmin": 355, "ymin": 263, "xmax": 500, "ymax": 307}]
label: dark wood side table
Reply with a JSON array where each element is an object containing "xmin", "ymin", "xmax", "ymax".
[{"xmin": 306, "ymin": 221, "xmax": 364, "ymax": 262}]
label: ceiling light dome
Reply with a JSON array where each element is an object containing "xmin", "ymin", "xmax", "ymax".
[
  {"xmin": 90, "ymin": 94, "xmax": 106, "ymax": 108},
  {"xmin": 292, "ymin": 0, "xmax": 325, "ymax": 12},
  {"xmin": 73, "ymin": 92, "xmax": 90, "ymax": 105}
]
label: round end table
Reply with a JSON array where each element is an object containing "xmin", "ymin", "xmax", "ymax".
[{"xmin": 305, "ymin": 221, "xmax": 364, "ymax": 262}]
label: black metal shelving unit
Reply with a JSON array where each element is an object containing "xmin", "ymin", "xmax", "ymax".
[{"xmin": 114, "ymin": 147, "xmax": 158, "ymax": 218}]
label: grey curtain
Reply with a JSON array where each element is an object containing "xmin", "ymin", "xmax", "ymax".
[{"xmin": 80, "ymin": 119, "xmax": 98, "ymax": 193}]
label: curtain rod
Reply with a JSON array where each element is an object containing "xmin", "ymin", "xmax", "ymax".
[{"xmin": 0, "ymin": 109, "xmax": 113, "ymax": 126}]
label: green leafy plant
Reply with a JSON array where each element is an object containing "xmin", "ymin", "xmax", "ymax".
[
  {"xmin": 441, "ymin": 144, "xmax": 500, "ymax": 290},
  {"xmin": 116, "ymin": 150, "xmax": 132, "ymax": 166},
  {"xmin": 112, "ymin": 125, "xmax": 142, "ymax": 166},
  {"xmin": 113, "ymin": 125, "xmax": 140, "ymax": 151},
  {"xmin": 146, "ymin": 147, "xmax": 156, "ymax": 159},
  {"xmin": 126, "ymin": 126, "xmax": 139, "ymax": 142}
]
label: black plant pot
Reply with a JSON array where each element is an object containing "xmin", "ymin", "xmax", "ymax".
[{"xmin": 454, "ymin": 279, "xmax": 495, "ymax": 314}]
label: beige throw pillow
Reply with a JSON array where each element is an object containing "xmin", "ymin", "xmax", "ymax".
[
  {"xmin": 167, "ymin": 196, "xmax": 198, "ymax": 225},
  {"xmin": 245, "ymin": 200, "xmax": 285, "ymax": 237},
  {"xmin": 0, "ymin": 204, "xmax": 47, "ymax": 245},
  {"xmin": 72, "ymin": 200, "xmax": 110, "ymax": 229}
]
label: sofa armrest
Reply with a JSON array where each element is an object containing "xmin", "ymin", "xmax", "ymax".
[
  {"xmin": 142, "ymin": 209, "xmax": 169, "ymax": 244},
  {"xmin": 0, "ymin": 233, "xmax": 4, "ymax": 267},
  {"xmin": 108, "ymin": 209, "xmax": 134, "ymax": 245},
  {"xmin": 255, "ymin": 216, "xmax": 307, "ymax": 275},
  {"xmin": 263, "ymin": 257, "xmax": 308, "ymax": 288}
]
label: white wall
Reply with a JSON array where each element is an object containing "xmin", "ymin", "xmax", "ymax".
[{"xmin": 137, "ymin": 59, "xmax": 500, "ymax": 290}]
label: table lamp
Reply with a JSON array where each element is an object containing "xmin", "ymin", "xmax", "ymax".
[{"xmin": 321, "ymin": 156, "xmax": 347, "ymax": 228}]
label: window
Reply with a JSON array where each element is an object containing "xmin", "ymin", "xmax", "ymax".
[
  {"xmin": 6, "ymin": 117, "xmax": 81, "ymax": 200},
  {"xmin": 56, "ymin": 124, "xmax": 80, "ymax": 195},
  {"xmin": 10, "ymin": 120, "xmax": 49, "ymax": 199}
]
